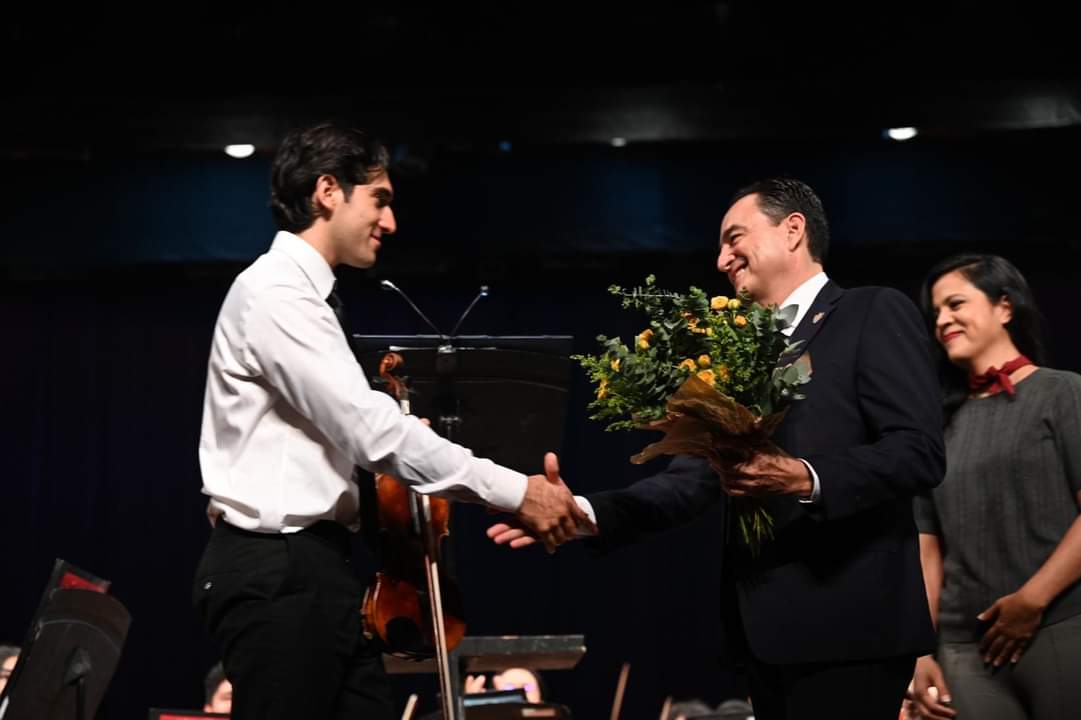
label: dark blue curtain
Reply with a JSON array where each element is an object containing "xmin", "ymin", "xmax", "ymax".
[{"xmin": 2, "ymin": 129, "xmax": 1080, "ymax": 719}]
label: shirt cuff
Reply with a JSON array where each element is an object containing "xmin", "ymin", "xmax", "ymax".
[
  {"xmin": 483, "ymin": 463, "xmax": 529, "ymax": 512},
  {"xmin": 797, "ymin": 459, "xmax": 821, "ymax": 504},
  {"xmin": 575, "ymin": 495, "xmax": 597, "ymax": 534}
]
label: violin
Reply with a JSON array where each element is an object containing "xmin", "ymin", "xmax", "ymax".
[{"xmin": 361, "ymin": 351, "xmax": 465, "ymax": 718}]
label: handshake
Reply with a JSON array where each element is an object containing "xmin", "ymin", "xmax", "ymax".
[{"xmin": 496, "ymin": 452, "xmax": 596, "ymax": 553}]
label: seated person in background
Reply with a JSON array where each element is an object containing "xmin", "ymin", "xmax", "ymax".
[
  {"xmin": 204, "ymin": 662, "xmax": 233, "ymax": 714},
  {"xmin": 715, "ymin": 697, "xmax": 755, "ymax": 719},
  {"xmin": 0, "ymin": 645, "xmax": 19, "ymax": 695},
  {"xmin": 464, "ymin": 667, "xmax": 545, "ymax": 704},
  {"xmin": 666, "ymin": 699, "xmax": 714, "ymax": 720}
]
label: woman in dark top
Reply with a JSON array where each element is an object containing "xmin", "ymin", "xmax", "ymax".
[{"xmin": 906, "ymin": 254, "xmax": 1081, "ymax": 720}]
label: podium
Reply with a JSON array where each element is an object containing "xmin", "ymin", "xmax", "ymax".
[
  {"xmin": 0, "ymin": 560, "xmax": 130, "ymax": 720},
  {"xmin": 352, "ymin": 335, "xmax": 573, "ymax": 473},
  {"xmin": 354, "ymin": 335, "xmax": 575, "ymax": 720}
]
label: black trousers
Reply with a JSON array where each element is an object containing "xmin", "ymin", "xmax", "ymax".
[
  {"xmin": 192, "ymin": 520, "xmax": 394, "ymax": 720},
  {"xmin": 745, "ymin": 652, "xmax": 915, "ymax": 720}
]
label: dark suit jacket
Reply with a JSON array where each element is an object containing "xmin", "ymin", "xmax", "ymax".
[{"xmin": 587, "ymin": 281, "xmax": 945, "ymax": 665}]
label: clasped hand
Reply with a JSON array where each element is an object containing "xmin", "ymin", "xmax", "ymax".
[
  {"xmin": 720, "ymin": 452, "xmax": 812, "ymax": 498},
  {"xmin": 508, "ymin": 452, "xmax": 595, "ymax": 554}
]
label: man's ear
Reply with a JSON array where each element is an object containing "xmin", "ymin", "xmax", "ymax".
[
  {"xmin": 311, "ymin": 174, "xmax": 342, "ymax": 217},
  {"xmin": 784, "ymin": 212, "xmax": 807, "ymax": 253}
]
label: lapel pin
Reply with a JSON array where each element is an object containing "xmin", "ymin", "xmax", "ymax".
[{"xmin": 812, "ymin": 312, "xmax": 825, "ymax": 324}]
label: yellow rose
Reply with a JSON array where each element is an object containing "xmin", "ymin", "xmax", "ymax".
[
  {"xmin": 636, "ymin": 328, "xmax": 654, "ymax": 349},
  {"xmin": 728, "ymin": 298, "xmax": 742, "ymax": 310},
  {"xmin": 597, "ymin": 378, "xmax": 609, "ymax": 400},
  {"xmin": 717, "ymin": 364, "xmax": 730, "ymax": 382},
  {"xmin": 733, "ymin": 315, "xmax": 748, "ymax": 328},
  {"xmin": 610, "ymin": 357, "xmax": 621, "ymax": 372},
  {"xmin": 697, "ymin": 354, "xmax": 711, "ymax": 368},
  {"xmin": 679, "ymin": 358, "xmax": 697, "ymax": 372},
  {"xmin": 696, "ymin": 369, "xmax": 716, "ymax": 385},
  {"xmin": 710, "ymin": 296, "xmax": 729, "ymax": 311}
]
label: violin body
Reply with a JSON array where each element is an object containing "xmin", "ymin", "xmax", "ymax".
[
  {"xmin": 359, "ymin": 351, "xmax": 466, "ymax": 673},
  {"xmin": 361, "ymin": 474, "xmax": 466, "ymax": 658}
]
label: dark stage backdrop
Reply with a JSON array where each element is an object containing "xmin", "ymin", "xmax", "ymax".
[{"xmin": 2, "ymin": 129, "xmax": 1079, "ymax": 720}]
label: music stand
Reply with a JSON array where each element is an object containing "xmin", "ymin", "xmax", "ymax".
[
  {"xmin": 466, "ymin": 703, "xmax": 571, "ymax": 719},
  {"xmin": 354, "ymin": 335, "xmax": 573, "ymax": 720},
  {"xmin": 353, "ymin": 335, "xmax": 573, "ymax": 473},
  {"xmin": 0, "ymin": 560, "xmax": 130, "ymax": 720}
]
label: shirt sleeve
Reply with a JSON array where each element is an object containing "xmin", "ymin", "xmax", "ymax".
[
  {"xmin": 1052, "ymin": 372, "xmax": 1081, "ymax": 496},
  {"xmin": 242, "ymin": 283, "xmax": 527, "ymax": 511},
  {"xmin": 913, "ymin": 491, "xmax": 942, "ymax": 536}
]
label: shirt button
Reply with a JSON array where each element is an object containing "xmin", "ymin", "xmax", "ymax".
[{"xmin": 203, "ymin": 581, "xmax": 213, "ymax": 591}]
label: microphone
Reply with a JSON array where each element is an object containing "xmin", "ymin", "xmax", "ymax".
[
  {"xmin": 449, "ymin": 285, "xmax": 490, "ymax": 338},
  {"xmin": 379, "ymin": 280, "xmax": 445, "ymax": 338}
]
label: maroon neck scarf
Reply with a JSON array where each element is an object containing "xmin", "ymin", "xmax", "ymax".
[{"xmin": 968, "ymin": 355, "xmax": 1033, "ymax": 397}]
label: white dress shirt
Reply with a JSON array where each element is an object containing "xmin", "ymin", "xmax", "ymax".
[
  {"xmin": 778, "ymin": 272, "xmax": 829, "ymax": 504},
  {"xmin": 575, "ymin": 272, "xmax": 830, "ymax": 524},
  {"xmin": 199, "ymin": 232, "xmax": 527, "ymax": 533}
]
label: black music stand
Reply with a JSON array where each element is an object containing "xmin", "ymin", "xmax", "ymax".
[
  {"xmin": 0, "ymin": 560, "xmax": 130, "ymax": 720},
  {"xmin": 352, "ymin": 335, "xmax": 573, "ymax": 473},
  {"xmin": 354, "ymin": 335, "xmax": 573, "ymax": 720},
  {"xmin": 466, "ymin": 702, "xmax": 572, "ymax": 719}
]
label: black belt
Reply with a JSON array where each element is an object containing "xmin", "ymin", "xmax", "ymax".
[{"xmin": 216, "ymin": 518, "xmax": 352, "ymax": 556}]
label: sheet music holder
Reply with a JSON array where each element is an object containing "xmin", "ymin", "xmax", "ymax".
[
  {"xmin": 466, "ymin": 703, "xmax": 571, "ymax": 719},
  {"xmin": 0, "ymin": 560, "xmax": 130, "ymax": 720},
  {"xmin": 352, "ymin": 335, "xmax": 573, "ymax": 475},
  {"xmin": 354, "ymin": 335, "xmax": 573, "ymax": 720},
  {"xmin": 384, "ymin": 635, "xmax": 586, "ymax": 675}
]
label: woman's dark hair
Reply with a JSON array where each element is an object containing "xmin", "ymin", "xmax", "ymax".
[
  {"xmin": 269, "ymin": 123, "xmax": 390, "ymax": 233},
  {"xmin": 919, "ymin": 253, "xmax": 1045, "ymax": 422}
]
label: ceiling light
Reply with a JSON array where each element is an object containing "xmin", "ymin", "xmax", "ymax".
[
  {"xmin": 224, "ymin": 144, "xmax": 256, "ymax": 158},
  {"xmin": 885, "ymin": 127, "xmax": 918, "ymax": 142}
]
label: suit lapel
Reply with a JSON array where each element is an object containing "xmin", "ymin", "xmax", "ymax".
[{"xmin": 777, "ymin": 280, "xmax": 844, "ymax": 367}]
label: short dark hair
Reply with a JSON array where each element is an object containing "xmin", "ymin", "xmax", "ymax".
[
  {"xmin": 667, "ymin": 699, "xmax": 714, "ymax": 719},
  {"xmin": 731, "ymin": 177, "xmax": 830, "ymax": 264},
  {"xmin": 269, "ymin": 123, "xmax": 390, "ymax": 233},
  {"xmin": 204, "ymin": 662, "xmax": 227, "ymax": 705},
  {"xmin": 919, "ymin": 253, "xmax": 1046, "ymax": 422}
]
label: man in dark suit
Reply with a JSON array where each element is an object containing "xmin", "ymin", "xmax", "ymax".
[{"xmin": 490, "ymin": 178, "xmax": 945, "ymax": 719}]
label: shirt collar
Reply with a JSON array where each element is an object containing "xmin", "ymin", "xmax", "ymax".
[
  {"xmin": 268, "ymin": 231, "xmax": 337, "ymax": 299},
  {"xmin": 779, "ymin": 271, "xmax": 829, "ymax": 335}
]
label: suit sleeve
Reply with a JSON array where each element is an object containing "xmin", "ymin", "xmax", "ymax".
[
  {"xmin": 585, "ymin": 455, "xmax": 725, "ymax": 552},
  {"xmin": 803, "ymin": 288, "xmax": 945, "ymax": 520}
]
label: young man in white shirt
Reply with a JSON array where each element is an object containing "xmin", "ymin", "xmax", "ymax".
[{"xmin": 193, "ymin": 123, "xmax": 592, "ymax": 720}]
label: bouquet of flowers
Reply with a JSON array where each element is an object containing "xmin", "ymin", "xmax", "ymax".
[{"xmin": 574, "ymin": 275, "xmax": 812, "ymax": 554}]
